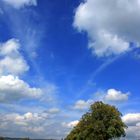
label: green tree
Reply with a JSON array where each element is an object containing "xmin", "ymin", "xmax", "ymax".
[{"xmin": 66, "ymin": 101, "xmax": 127, "ymax": 140}]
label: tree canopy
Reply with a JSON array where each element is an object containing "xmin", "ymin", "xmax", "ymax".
[{"xmin": 66, "ymin": 101, "xmax": 127, "ymax": 140}]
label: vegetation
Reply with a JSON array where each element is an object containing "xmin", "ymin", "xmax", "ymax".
[{"xmin": 66, "ymin": 101, "xmax": 127, "ymax": 140}]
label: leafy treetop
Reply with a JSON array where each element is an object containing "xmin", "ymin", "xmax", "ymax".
[{"xmin": 66, "ymin": 101, "xmax": 127, "ymax": 140}]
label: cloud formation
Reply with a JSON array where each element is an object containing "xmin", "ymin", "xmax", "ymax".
[
  {"xmin": 0, "ymin": 111, "xmax": 72, "ymax": 139},
  {"xmin": 2, "ymin": 0, "xmax": 37, "ymax": 9},
  {"xmin": 73, "ymin": 99, "xmax": 93, "ymax": 110},
  {"xmin": 0, "ymin": 75, "xmax": 42, "ymax": 103},
  {"xmin": 0, "ymin": 39, "xmax": 29, "ymax": 76},
  {"xmin": 0, "ymin": 111, "xmax": 48, "ymax": 138},
  {"xmin": 104, "ymin": 89, "xmax": 129, "ymax": 102},
  {"xmin": 62, "ymin": 120, "xmax": 79, "ymax": 128},
  {"xmin": 0, "ymin": 39, "xmax": 44, "ymax": 103},
  {"xmin": 74, "ymin": 0, "xmax": 140, "ymax": 57},
  {"xmin": 73, "ymin": 89, "xmax": 129, "ymax": 111},
  {"xmin": 122, "ymin": 113, "xmax": 140, "ymax": 139}
]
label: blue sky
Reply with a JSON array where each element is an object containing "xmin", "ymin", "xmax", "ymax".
[{"xmin": 0, "ymin": 0, "xmax": 140, "ymax": 139}]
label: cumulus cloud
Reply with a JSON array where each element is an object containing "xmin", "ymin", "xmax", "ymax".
[
  {"xmin": 122, "ymin": 113, "xmax": 140, "ymax": 126},
  {"xmin": 0, "ymin": 75, "xmax": 42, "ymax": 103},
  {"xmin": 2, "ymin": 0, "xmax": 37, "ymax": 9},
  {"xmin": 104, "ymin": 89, "xmax": 129, "ymax": 102},
  {"xmin": 0, "ymin": 39, "xmax": 59, "ymax": 104},
  {"xmin": 73, "ymin": 89, "xmax": 129, "ymax": 111},
  {"xmin": 9, "ymin": 112, "xmax": 46, "ymax": 126},
  {"xmin": 0, "ymin": 39, "xmax": 29, "ymax": 76},
  {"xmin": 1, "ymin": 111, "xmax": 140, "ymax": 139},
  {"xmin": 62, "ymin": 120, "xmax": 79, "ymax": 128},
  {"xmin": 74, "ymin": 0, "xmax": 140, "ymax": 57},
  {"xmin": 0, "ymin": 112, "xmax": 47, "ymax": 138},
  {"xmin": 73, "ymin": 99, "xmax": 93, "ymax": 110},
  {"xmin": 0, "ymin": 111, "xmax": 71, "ymax": 139},
  {"xmin": 122, "ymin": 113, "xmax": 140, "ymax": 139}
]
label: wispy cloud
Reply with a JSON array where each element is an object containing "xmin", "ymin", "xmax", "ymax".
[
  {"xmin": 2, "ymin": 0, "xmax": 37, "ymax": 9},
  {"xmin": 0, "ymin": 2, "xmax": 45, "ymax": 73}
]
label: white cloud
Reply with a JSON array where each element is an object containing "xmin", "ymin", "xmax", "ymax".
[
  {"xmin": 0, "ymin": 39, "xmax": 59, "ymax": 104},
  {"xmin": 0, "ymin": 75, "xmax": 42, "ymax": 102},
  {"xmin": 0, "ymin": 111, "xmax": 47, "ymax": 137},
  {"xmin": 67, "ymin": 120, "xmax": 79, "ymax": 128},
  {"xmin": 104, "ymin": 89, "xmax": 129, "ymax": 102},
  {"xmin": 88, "ymin": 30, "xmax": 129, "ymax": 57},
  {"xmin": 2, "ymin": 0, "xmax": 37, "ymax": 9},
  {"xmin": 1, "ymin": 111, "xmax": 140, "ymax": 139},
  {"xmin": 73, "ymin": 89, "xmax": 129, "ymax": 111},
  {"xmin": 74, "ymin": 0, "xmax": 140, "ymax": 57},
  {"xmin": 122, "ymin": 113, "xmax": 140, "ymax": 126},
  {"xmin": 0, "ymin": 39, "xmax": 29, "ymax": 76},
  {"xmin": 62, "ymin": 120, "xmax": 79, "ymax": 128},
  {"xmin": 0, "ymin": 111, "xmax": 71, "ymax": 139},
  {"xmin": 11, "ymin": 112, "xmax": 45, "ymax": 125},
  {"xmin": 122, "ymin": 113, "xmax": 140, "ymax": 139},
  {"xmin": 73, "ymin": 99, "xmax": 93, "ymax": 110}
]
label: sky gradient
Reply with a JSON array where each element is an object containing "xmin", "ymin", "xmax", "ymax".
[{"xmin": 0, "ymin": 0, "xmax": 140, "ymax": 139}]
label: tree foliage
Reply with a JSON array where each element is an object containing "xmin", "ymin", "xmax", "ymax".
[{"xmin": 66, "ymin": 101, "xmax": 127, "ymax": 140}]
